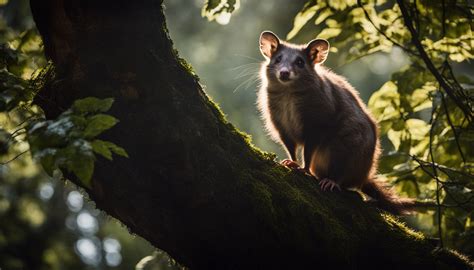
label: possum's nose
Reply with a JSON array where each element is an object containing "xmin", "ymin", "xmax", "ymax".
[{"xmin": 279, "ymin": 70, "xmax": 290, "ymax": 81}]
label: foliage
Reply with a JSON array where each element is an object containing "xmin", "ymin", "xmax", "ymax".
[
  {"xmin": 0, "ymin": 26, "xmax": 127, "ymax": 188},
  {"xmin": 27, "ymin": 97, "xmax": 128, "ymax": 188},
  {"xmin": 0, "ymin": 2, "xmax": 151, "ymax": 270},
  {"xmin": 201, "ymin": 0, "xmax": 240, "ymax": 25},
  {"xmin": 1, "ymin": 0, "xmax": 473, "ymax": 267},
  {"xmin": 289, "ymin": 0, "xmax": 473, "ymax": 255}
]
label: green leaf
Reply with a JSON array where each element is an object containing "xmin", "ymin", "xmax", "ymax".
[
  {"xmin": 70, "ymin": 155, "xmax": 94, "ymax": 188},
  {"xmin": 91, "ymin": 139, "xmax": 113, "ymax": 160},
  {"xmin": 387, "ymin": 129, "xmax": 401, "ymax": 150},
  {"xmin": 91, "ymin": 139, "xmax": 129, "ymax": 160},
  {"xmin": 37, "ymin": 148, "xmax": 58, "ymax": 176},
  {"xmin": 106, "ymin": 141, "xmax": 128, "ymax": 158},
  {"xmin": 406, "ymin": 119, "xmax": 430, "ymax": 140},
  {"xmin": 84, "ymin": 114, "xmax": 118, "ymax": 138},
  {"xmin": 317, "ymin": 28, "xmax": 343, "ymax": 39},
  {"xmin": 287, "ymin": 4, "xmax": 321, "ymax": 39},
  {"xmin": 72, "ymin": 97, "xmax": 114, "ymax": 114},
  {"xmin": 202, "ymin": 0, "xmax": 240, "ymax": 25},
  {"xmin": 410, "ymin": 83, "xmax": 435, "ymax": 112},
  {"xmin": 368, "ymin": 81, "xmax": 400, "ymax": 122},
  {"xmin": 27, "ymin": 96, "xmax": 126, "ymax": 188},
  {"xmin": 63, "ymin": 140, "xmax": 95, "ymax": 187},
  {"xmin": 315, "ymin": 8, "xmax": 333, "ymax": 25}
]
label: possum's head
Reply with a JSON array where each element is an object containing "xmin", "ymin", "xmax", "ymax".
[{"xmin": 259, "ymin": 31, "xmax": 329, "ymax": 85}]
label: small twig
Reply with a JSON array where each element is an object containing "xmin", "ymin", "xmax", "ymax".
[
  {"xmin": 411, "ymin": 155, "xmax": 473, "ymax": 179},
  {"xmin": 0, "ymin": 150, "xmax": 29, "ymax": 165},
  {"xmin": 437, "ymin": 2, "xmax": 467, "ymax": 164},
  {"xmin": 357, "ymin": 0, "xmax": 419, "ymax": 57},
  {"xmin": 440, "ymin": 90, "xmax": 466, "ymax": 163},
  {"xmin": 439, "ymin": 183, "xmax": 472, "ymax": 211},
  {"xmin": 16, "ymin": 114, "xmax": 39, "ymax": 128},
  {"xmin": 396, "ymin": 0, "xmax": 473, "ymax": 122},
  {"xmin": 10, "ymin": 127, "xmax": 26, "ymax": 138},
  {"xmin": 428, "ymin": 102, "xmax": 444, "ymax": 247}
]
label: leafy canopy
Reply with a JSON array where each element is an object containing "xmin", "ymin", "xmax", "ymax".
[{"xmin": 288, "ymin": 0, "xmax": 473, "ymax": 255}]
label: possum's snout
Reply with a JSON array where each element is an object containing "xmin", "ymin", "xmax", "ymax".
[
  {"xmin": 276, "ymin": 67, "xmax": 296, "ymax": 83},
  {"xmin": 278, "ymin": 69, "xmax": 291, "ymax": 82}
]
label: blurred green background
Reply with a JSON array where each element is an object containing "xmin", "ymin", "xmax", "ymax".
[{"xmin": 0, "ymin": 0, "xmax": 472, "ymax": 269}]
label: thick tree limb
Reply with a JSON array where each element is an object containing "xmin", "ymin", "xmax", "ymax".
[{"xmin": 29, "ymin": 0, "xmax": 472, "ymax": 269}]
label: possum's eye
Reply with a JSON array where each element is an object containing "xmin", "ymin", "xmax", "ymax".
[
  {"xmin": 295, "ymin": 57, "xmax": 305, "ymax": 68},
  {"xmin": 274, "ymin": 55, "xmax": 282, "ymax": 64}
]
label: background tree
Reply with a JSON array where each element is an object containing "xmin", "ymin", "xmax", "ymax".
[{"xmin": 0, "ymin": 0, "xmax": 472, "ymax": 269}]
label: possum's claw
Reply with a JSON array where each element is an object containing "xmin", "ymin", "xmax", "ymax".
[
  {"xmin": 281, "ymin": 160, "xmax": 313, "ymax": 177},
  {"xmin": 281, "ymin": 159, "xmax": 301, "ymax": 169},
  {"xmin": 319, "ymin": 178, "xmax": 341, "ymax": 192}
]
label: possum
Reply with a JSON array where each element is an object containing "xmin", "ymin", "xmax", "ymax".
[{"xmin": 257, "ymin": 31, "xmax": 414, "ymax": 215}]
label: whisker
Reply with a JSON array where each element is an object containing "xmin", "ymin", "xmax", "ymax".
[
  {"xmin": 234, "ymin": 69, "xmax": 259, "ymax": 80},
  {"xmin": 233, "ymin": 54, "xmax": 262, "ymax": 62},
  {"xmin": 227, "ymin": 62, "xmax": 260, "ymax": 72},
  {"xmin": 233, "ymin": 73, "xmax": 260, "ymax": 93}
]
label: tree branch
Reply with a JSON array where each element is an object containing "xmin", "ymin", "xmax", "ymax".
[
  {"xmin": 29, "ymin": 0, "xmax": 473, "ymax": 269},
  {"xmin": 357, "ymin": 0, "xmax": 419, "ymax": 57},
  {"xmin": 396, "ymin": 0, "xmax": 473, "ymax": 122}
]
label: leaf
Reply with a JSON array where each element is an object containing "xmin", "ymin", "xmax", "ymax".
[
  {"xmin": 406, "ymin": 119, "xmax": 430, "ymax": 140},
  {"xmin": 106, "ymin": 141, "xmax": 128, "ymax": 158},
  {"xmin": 70, "ymin": 155, "xmax": 94, "ymax": 188},
  {"xmin": 202, "ymin": 0, "xmax": 240, "ymax": 25},
  {"xmin": 328, "ymin": 0, "xmax": 356, "ymax": 10},
  {"xmin": 84, "ymin": 114, "xmax": 118, "ymax": 138},
  {"xmin": 91, "ymin": 139, "xmax": 129, "ymax": 160},
  {"xmin": 287, "ymin": 4, "xmax": 321, "ymax": 39},
  {"xmin": 387, "ymin": 129, "xmax": 402, "ymax": 150},
  {"xmin": 368, "ymin": 81, "xmax": 400, "ymax": 123},
  {"xmin": 36, "ymin": 148, "xmax": 58, "ymax": 176},
  {"xmin": 378, "ymin": 151, "xmax": 409, "ymax": 173},
  {"xmin": 27, "ymin": 96, "xmax": 126, "ymax": 188},
  {"xmin": 91, "ymin": 139, "xmax": 113, "ymax": 160},
  {"xmin": 410, "ymin": 83, "xmax": 434, "ymax": 112},
  {"xmin": 315, "ymin": 7, "xmax": 332, "ymax": 25},
  {"xmin": 63, "ymin": 140, "xmax": 95, "ymax": 187},
  {"xmin": 317, "ymin": 28, "xmax": 342, "ymax": 39},
  {"xmin": 72, "ymin": 97, "xmax": 114, "ymax": 114}
]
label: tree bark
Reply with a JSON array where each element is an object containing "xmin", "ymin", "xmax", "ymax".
[{"xmin": 29, "ymin": 0, "xmax": 472, "ymax": 269}]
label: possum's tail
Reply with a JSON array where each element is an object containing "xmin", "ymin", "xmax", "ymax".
[{"xmin": 361, "ymin": 178, "xmax": 416, "ymax": 215}]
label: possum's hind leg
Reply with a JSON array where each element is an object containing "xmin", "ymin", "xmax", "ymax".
[{"xmin": 324, "ymin": 140, "xmax": 371, "ymax": 190}]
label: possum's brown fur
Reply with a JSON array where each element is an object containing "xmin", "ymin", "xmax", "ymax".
[{"xmin": 257, "ymin": 31, "xmax": 414, "ymax": 215}]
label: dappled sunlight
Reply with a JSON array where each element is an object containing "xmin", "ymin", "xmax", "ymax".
[
  {"xmin": 38, "ymin": 182, "xmax": 54, "ymax": 200},
  {"xmin": 77, "ymin": 211, "xmax": 99, "ymax": 235},
  {"xmin": 0, "ymin": 0, "xmax": 472, "ymax": 269},
  {"xmin": 67, "ymin": 190, "xmax": 84, "ymax": 212},
  {"xmin": 75, "ymin": 237, "xmax": 101, "ymax": 266},
  {"xmin": 19, "ymin": 197, "xmax": 45, "ymax": 227}
]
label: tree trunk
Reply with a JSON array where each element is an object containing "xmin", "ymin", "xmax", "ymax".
[{"xmin": 29, "ymin": 0, "xmax": 472, "ymax": 269}]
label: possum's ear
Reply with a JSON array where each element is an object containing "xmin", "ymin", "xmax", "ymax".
[
  {"xmin": 306, "ymin": 39, "xmax": 330, "ymax": 64},
  {"xmin": 259, "ymin": 31, "xmax": 280, "ymax": 59}
]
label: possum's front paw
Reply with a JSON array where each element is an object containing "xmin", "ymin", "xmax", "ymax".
[
  {"xmin": 319, "ymin": 178, "xmax": 341, "ymax": 192},
  {"xmin": 281, "ymin": 159, "xmax": 301, "ymax": 169}
]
